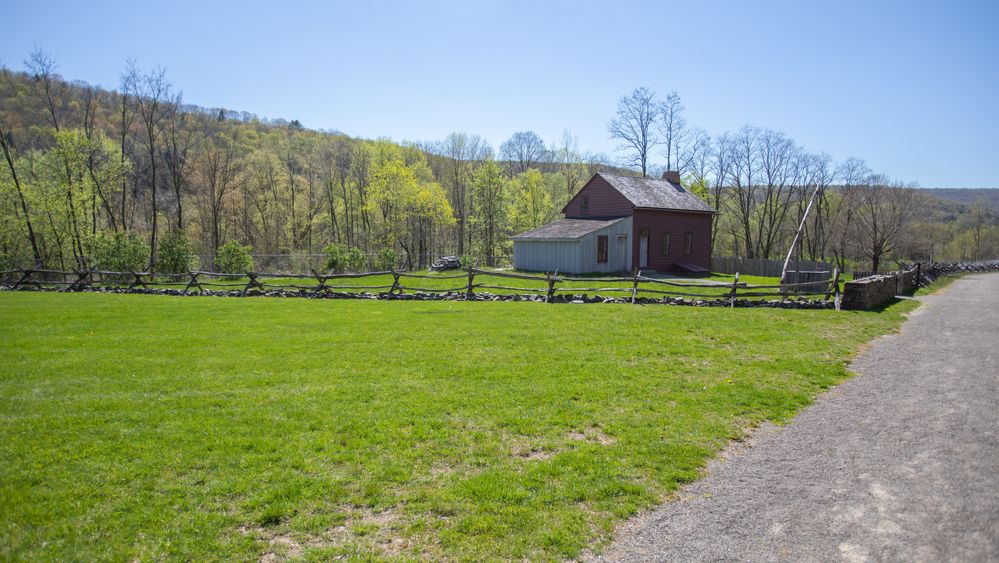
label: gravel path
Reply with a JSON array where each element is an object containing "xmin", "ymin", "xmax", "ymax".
[{"xmin": 592, "ymin": 273, "xmax": 999, "ymax": 562}]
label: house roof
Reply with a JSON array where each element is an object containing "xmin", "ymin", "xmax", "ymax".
[
  {"xmin": 512, "ymin": 217, "xmax": 627, "ymax": 241},
  {"xmin": 594, "ymin": 172, "xmax": 716, "ymax": 213}
]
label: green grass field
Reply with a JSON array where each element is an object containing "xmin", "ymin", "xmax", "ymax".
[{"xmin": 0, "ymin": 292, "xmax": 910, "ymax": 560}]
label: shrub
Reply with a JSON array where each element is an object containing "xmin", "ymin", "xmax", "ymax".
[
  {"xmin": 344, "ymin": 247, "xmax": 366, "ymax": 272},
  {"xmin": 215, "ymin": 241, "xmax": 254, "ymax": 277},
  {"xmin": 324, "ymin": 243, "xmax": 368, "ymax": 273},
  {"xmin": 323, "ymin": 243, "xmax": 348, "ymax": 273},
  {"xmin": 374, "ymin": 248, "xmax": 397, "ymax": 271},
  {"xmin": 90, "ymin": 232, "xmax": 150, "ymax": 274},
  {"xmin": 459, "ymin": 253, "xmax": 481, "ymax": 269},
  {"xmin": 156, "ymin": 230, "xmax": 195, "ymax": 274}
]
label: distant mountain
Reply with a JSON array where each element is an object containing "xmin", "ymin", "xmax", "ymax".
[{"xmin": 918, "ymin": 188, "xmax": 999, "ymax": 213}]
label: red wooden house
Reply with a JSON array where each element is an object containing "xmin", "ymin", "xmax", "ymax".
[{"xmin": 512, "ymin": 171, "xmax": 715, "ymax": 274}]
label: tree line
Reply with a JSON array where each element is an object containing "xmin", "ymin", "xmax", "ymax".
[
  {"xmin": 1, "ymin": 52, "xmax": 995, "ymax": 274},
  {"xmin": 0, "ymin": 52, "xmax": 620, "ymax": 272},
  {"xmin": 608, "ymin": 87, "xmax": 999, "ymax": 271}
]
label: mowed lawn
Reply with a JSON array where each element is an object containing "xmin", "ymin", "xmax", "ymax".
[{"xmin": 0, "ymin": 292, "xmax": 910, "ymax": 560}]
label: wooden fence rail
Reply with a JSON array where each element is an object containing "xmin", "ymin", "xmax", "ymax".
[{"xmin": 0, "ymin": 266, "xmax": 844, "ymax": 308}]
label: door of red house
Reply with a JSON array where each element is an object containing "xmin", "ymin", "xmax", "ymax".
[
  {"xmin": 639, "ymin": 230, "xmax": 649, "ymax": 269},
  {"xmin": 616, "ymin": 234, "xmax": 628, "ymax": 272}
]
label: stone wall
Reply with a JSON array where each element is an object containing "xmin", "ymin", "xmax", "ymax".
[{"xmin": 842, "ymin": 268, "xmax": 919, "ymax": 310}]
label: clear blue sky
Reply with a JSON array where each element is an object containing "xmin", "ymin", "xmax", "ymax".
[{"xmin": 4, "ymin": 0, "xmax": 998, "ymax": 187}]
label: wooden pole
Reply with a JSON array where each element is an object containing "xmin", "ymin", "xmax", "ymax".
[
  {"xmin": 915, "ymin": 263, "xmax": 921, "ymax": 290},
  {"xmin": 730, "ymin": 272, "xmax": 740, "ymax": 308},
  {"xmin": 465, "ymin": 267, "xmax": 475, "ymax": 300},
  {"xmin": 631, "ymin": 270, "xmax": 641, "ymax": 305},
  {"xmin": 779, "ymin": 183, "xmax": 822, "ymax": 284}
]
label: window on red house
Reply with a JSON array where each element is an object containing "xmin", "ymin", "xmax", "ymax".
[
  {"xmin": 662, "ymin": 232, "xmax": 671, "ymax": 255},
  {"xmin": 581, "ymin": 196, "xmax": 589, "ymax": 215},
  {"xmin": 684, "ymin": 232, "xmax": 693, "ymax": 255},
  {"xmin": 597, "ymin": 235, "xmax": 608, "ymax": 263}
]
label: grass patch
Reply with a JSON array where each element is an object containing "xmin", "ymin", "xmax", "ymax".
[{"xmin": 0, "ymin": 292, "xmax": 914, "ymax": 560}]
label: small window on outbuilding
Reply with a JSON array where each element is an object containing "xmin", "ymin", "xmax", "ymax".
[
  {"xmin": 597, "ymin": 235, "xmax": 608, "ymax": 263},
  {"xmin": 684, "ymin": 232, "xmax": 693, "ymax": 255},
  {"xmin": 662, "ymin": 232, "xmax": 671, "ymax": 255},
  {"xmin": 581, "ymin": 196, "xmax": 589, "ymax": 215}
]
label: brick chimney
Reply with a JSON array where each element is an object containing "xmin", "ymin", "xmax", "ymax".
[{"xmin": 662, "ymin": 170, "xmax": 681, "ymax": 184}]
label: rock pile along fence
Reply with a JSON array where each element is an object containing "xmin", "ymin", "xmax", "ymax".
[{"xmin": 0, "ymin": 267, "xmax": 846, "ymax": 309}]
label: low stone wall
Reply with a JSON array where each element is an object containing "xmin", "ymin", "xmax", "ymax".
[
  {"xmin": 843, "ymin": 268, "xmax": 919, "ymax": 310},
  {"xmin": 896, "ymin": 268, "xmax": 918, "ymax": 295}
]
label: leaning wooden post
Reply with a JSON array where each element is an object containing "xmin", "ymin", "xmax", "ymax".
[
  {"xmin": 631, "ymin": 269, "xmax": 641, "ymax": 305},
  {"xmin": 914, "ymin": 263, "xmax": 921, "ymax": 290},
  {"xmin": 182, "ymin": 271, "xmax": 201, "ymax": 295},
  {"xmin": 465, "ymin": 267, "xmax": 475, "ymax": 300},
  {"xmin": 128, "ymin": 271, "xmax": 149, "ymax": 291},
  {"xmin": 242, "ymin": 272, "xmax": 264, "ymax": 297},
  {"xmin": 730, "ymin": 272, "xmax": 740, "ymax": 308},
  {"xmin": 11, "ymin": 269, "xmax": 33, "ymax": 290},
  {"xmin": 309, "ymin": 268, "xmax": 327, "ymax": 297},
  {"xmin": 67, "ymin": 269, "xmax": 90, "ymax": 292},
  {"xmin": 389, "ymin": 269, "xmax": 401, "ymax": 297}
]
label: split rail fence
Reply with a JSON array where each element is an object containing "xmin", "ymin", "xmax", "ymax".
[{"xmin": 0, "ymin": 267, "xmax": 845, "ymax": 309}]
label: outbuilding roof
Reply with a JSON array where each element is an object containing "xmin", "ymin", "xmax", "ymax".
[
  {"xmin": 594, "ymin": 172, "xmax": 715, "ymax": 213},
  {"xmin": 512, "ymin": 217, "xmax": 627, "ymax": 241}
]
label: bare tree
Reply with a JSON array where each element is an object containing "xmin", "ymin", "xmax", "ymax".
[
  {"xmin": 0, "ymin": 124, "xmax": 43, "ymax": 265},
  {"xmin": 116, "ymin": 61, "xmax": 138, "ymax": 232},
  {"xmin": 162, "ymin": 93, "xmax": 197, "ymax": 230},
  {"xmin": 707, "ymin": 133, "xmax": 733, "ymax": 255},
  {"xmin": 660, "ymin": 91, "xmax": 686, "ymax": 172},
  {"xmin": 25, "ymin": 49, "xmax": 63, "ymax": 131},
  {"xmin": 728, "ymin": 125, "xmax": 760, "ymax": 257},
  {"xmin": 852, "ymin": 174, "xmax": 915, "ymax": 272},
  {"xmin": 130, "ymin": 64, "xmax": 171, "ymax": 268},
  {"xmin": 555, "ymin": 129, "xmax": 585, "ymax": 200},
  {"xmin": 608, "ymin": 87, "xmax": 660, "ymax": 177},
  {"xmin": 197, "ymin": 130, "xmax": 243, "ymax": 256},
  {"xmin": 829, "ymin": 157, "xmax": 871, "ymax": 270},
  {"xmin": 499, "ymin": 131, "xmax": 545, "ymax": 175}
]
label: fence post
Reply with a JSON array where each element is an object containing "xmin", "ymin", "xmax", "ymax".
[
  {"xmin": 465, "ymin": 267, "xmax": 475, "ymax": 300},
  {"xmin": 67, "ymin": 269, "xmax": 91, "ymax": 292},
  {"xmin": 824, "ymin": 267, "xmax": 840, "ymax": 302},
  {"xmin": 389, "ymin": 269, "xmax": 401, "ymax": 297},
  {"xmin": 914, "ymin": 263, "xmax": 921, "ymax": 290},
  {"xmin": 730, "ymin": 272, "xmax": 740, "ymax": 308},
  {"xmin": 631, "ymin": 270, "xmax": 641, "ymax": 305},
  {"xmin": 242, "ymin": 272, "xmax": 264, "ymax": 297},
  {"xmin": 182, "ymin": 271, "xmax": 201, "ymax": 295},
  {"xmin": 128, "ymin": 271, "xmax": 149, "ymax": 291},
  {"xmin": 832, "ymin": 268, "xmax": 842, "ymax": 311},
  {"xmin": 309, "ymin": 269, "xmax": 326, "ymax": 297},
  {"xmin": 11, "ymin": 269, "xmax": 34, "ymax": 290}
]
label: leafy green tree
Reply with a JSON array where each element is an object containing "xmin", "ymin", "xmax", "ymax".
[
  {"xmin": 507, "ymin": 169, "xmax": 553, "ymax": 235},
  {"xmin": 469, "ymin": 160, "xmax": 507, "ymax": 266},
  {"xmin": 366, "ymin": 155, "xmax": 454, "ymax": 269},
  {"xmin": 156, "ymin": 229, "xmax": 195, "ymax": 274},
  {"xmin": 215, "ymin": 240, "xmax": 254, "ymax": 276},
  {"xmin": 89, "ymin": 232, "xmax": 150, "ymax": 275}
]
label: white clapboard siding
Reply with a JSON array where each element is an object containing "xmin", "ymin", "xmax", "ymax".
[{"xmin": 513, "ymin": 217, "xmax": 632, "ymax": 274}]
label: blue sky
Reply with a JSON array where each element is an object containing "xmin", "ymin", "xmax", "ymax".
[{"xmin": 3, "ymin": 0, "xmax": 998, "ymax": 187}]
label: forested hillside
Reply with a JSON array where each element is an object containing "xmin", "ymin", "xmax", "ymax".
[{"xmin": 1, "ymin": 54, "xmax": 997, "ymax": 274}]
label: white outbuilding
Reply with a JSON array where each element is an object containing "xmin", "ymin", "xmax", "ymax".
[{"xmin": 511, "ymin": 217, "xmax": 633, "ymax": 274}]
